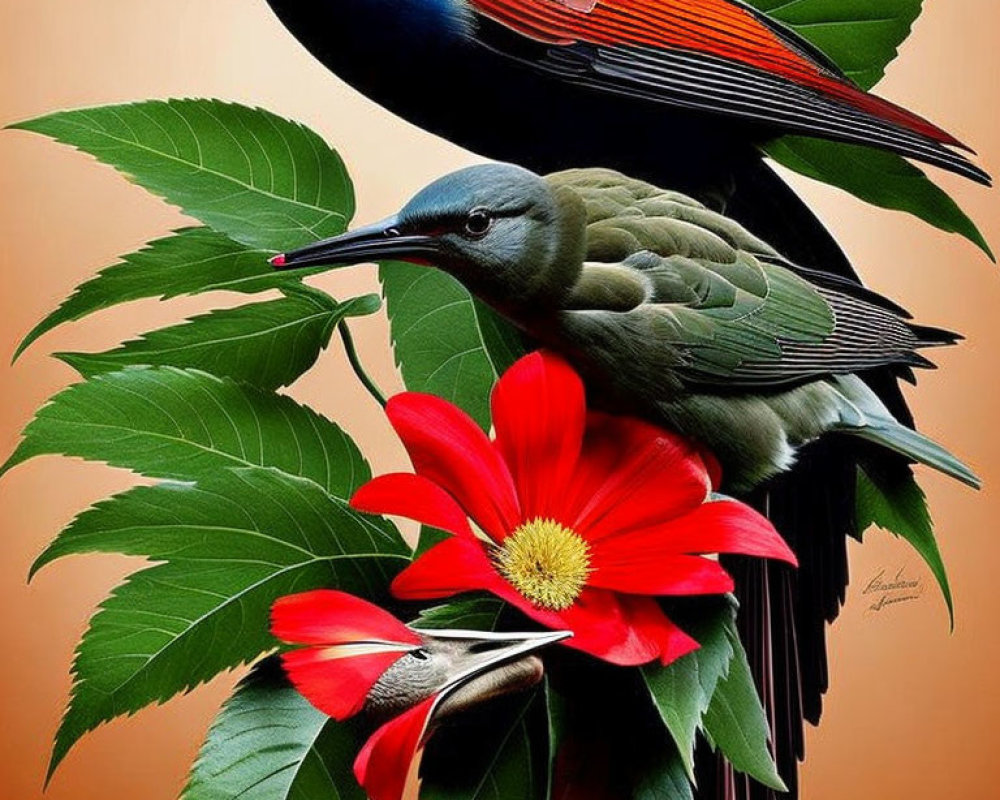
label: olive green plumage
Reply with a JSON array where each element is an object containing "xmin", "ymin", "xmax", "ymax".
[{"xmin": 277, "ymin": 164, "xmax": 977, "ymax": 492}]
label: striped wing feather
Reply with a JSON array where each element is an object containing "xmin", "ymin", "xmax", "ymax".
[
  {"xmin": 557, "ymin": 169, "xmax": 939, "ymax": 387},
  {"xmin": 469, "ymin": 1, "xmax": 988, "ymax": 183}
]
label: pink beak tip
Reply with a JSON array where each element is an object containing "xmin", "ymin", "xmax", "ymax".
[{"xmin": 270, "ymin": 254, "xmax": 287, "ymax": 267}]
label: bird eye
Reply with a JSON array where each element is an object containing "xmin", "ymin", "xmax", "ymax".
[
  {"xmin": 464, "ymin": 209, "xmax": 493, "ymax": 237},
  {"xmin": 384, "ymin": 226, "xmax": 401, "ymax": 238},
  {"xmin": 411, "ymin": 648, "xmax": 430, "ymax": 661}
]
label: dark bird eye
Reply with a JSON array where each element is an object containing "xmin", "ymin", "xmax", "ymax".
[
  {"xmin": 411, "ymin": 648, "xmax": 430, "ymax": 661},
  {"xmin": 464, "ymin": 209, "xmax": 493, "ymax": 237}
]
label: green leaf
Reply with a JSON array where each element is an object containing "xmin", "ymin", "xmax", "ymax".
[
  {"xmin": 749, "ymin": 0, "xmax": 921, "ymax": 89},
  {"xmin": 57, "ymin": 292, "xmax": 380, "ymax": 392},
  {"xmin": 411, "ymin": 598, "xmax": 505, "ymax": 632},
  {"xmin": 380, "ymin": 262, "xmax": 525, "ymax": 430},
  {"xmin": 36, "ymin": 467, "xmax": 408, "ymax": 776},
  {"xmin": 764, "ymin": 137, "xmax": 993, "ymax": 259},
  {"xmin": 703, "ymin": 623, "xmax": 785, "ymax": 791},
  {"xmin": 543, "ymin": 678, "xmax": 567, "ymax": 800},
  {"xmin": 632, "ymin": 739, "xmax": 693, "ymax": 800},
  {"xmin": 413, "ymin": 526, "xmax": 455, "ymax": 561},
  {"xmin": 641, "ymin": 599, "xmax": 736, "ymax": 781},
  {"xmin": 184, "ymin": 658, "xmax": 366, "ymax": 800},
  {"xmin": 13, "ymin": 228, "xmax": 317, "ymax": 361},
  {"xmin": 857, "ymin": 466, "xmax": 953, "ymax": 625},
  {"xmin": 9, "ymin": 100, "xmax": 354, "ymax": 252},
  {"xmin": 2, "ymin": 367, "xmax": 368, "ymax": 499}
]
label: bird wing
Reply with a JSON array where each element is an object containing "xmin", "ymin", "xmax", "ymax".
[
  {"xmin": 466, "ymin": 0, "xmax": 988, "ymax": 183},
  {"xmin": 622, "ymin": 248, "xmax": 842, "ymax": 386},
  {"xmin": 554, "ymin": 168, "xmax": 939, "ymax": 388}
]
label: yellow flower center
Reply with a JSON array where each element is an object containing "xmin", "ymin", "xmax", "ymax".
[{"xmin": 496, "ymin": 518, "xmax": 592, "ymax": 611}]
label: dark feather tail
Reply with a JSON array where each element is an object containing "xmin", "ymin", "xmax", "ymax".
[
  {"xmin": 709, "ymin": 440, "xmax": 855, "ymax": 800},
  {"xmin": 909, "ymin": 323, "xmax": 963, "ymax": 347},
  {"xmin": 900, "ymin": 322, "xmax": 962, "ymax": 369},
  {"xmin": 690, "ymin": 160, "xmax": 917, "ymax": 800}
]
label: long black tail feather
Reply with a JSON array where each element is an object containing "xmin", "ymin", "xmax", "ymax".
[{"xmin": 689, "ymin": 159, "xmax": 916, "ymax": 800}]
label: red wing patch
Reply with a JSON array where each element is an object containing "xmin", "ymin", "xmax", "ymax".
[{"xmin": 469, "ymin": 0, "xmax": 958, "ymax": 145}]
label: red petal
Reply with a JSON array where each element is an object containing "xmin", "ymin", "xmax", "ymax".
[
  {"xmin": 354, "ymin": 696, "xmax": 436, "ymax": 800},
  {"xmin": 481, "ymin": 584, "xmax": 663, "ymax": 666},
  {"xmin": 387, "ymin": 392, "xmax": 519, "ymax": 541},
  {"xmin": 280, "ymin": 648, "xmax": 408, "ymax": 720},
  {"xmin": 351, "ymin": 473, "xmax": 474, "ymax": 539},
  {"xmin": 566, "ymin": 413, "xmax": 712, "ymax": 540},
  {"xmin": 492, "ymin": 351, "xmax": 586, "ymax": 523},
  {"xmin": 553, "ymin": 588, "xmax": 664, "ymax": 666},
  {"xmin": 498, "ymin": 585, "xmax": 694, "ymax": 667},
  {"xmin": 271, "ymin": 590, "xmax": 420, "ymax": 646},
  {"xmin": 589, "ymin": 546, "xmax": 736, "ymax": 596},
  {"xmin": 391, "ymin": 537, "xmax": 504, "ymax": 601},
  {"xmin": 618, "ymin": 596, "xmax": 701, "ymax": 666},
  {"xmin": 649, "ymin": 500, "xmax": 798, "ymax": 565}
]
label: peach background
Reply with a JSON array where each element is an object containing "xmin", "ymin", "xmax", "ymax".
[{"xmin": 1, "ymin": 1, "xmax": 997, "ymax": 798}]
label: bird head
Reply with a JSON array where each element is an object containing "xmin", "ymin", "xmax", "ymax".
[
  {"xmin": 271, "ymin": 589, "xmax": 569, "ymax": 722},
  {"xmin": 272, "ymin": 163, "xmax": 588, "ymax": 315},
  {"xmin": 365, "ymin": 627, "xmax": 569, "ymax": 720}
]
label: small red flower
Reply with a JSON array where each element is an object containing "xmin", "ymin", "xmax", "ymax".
[
  {"xmin": 271, "ymin": 590, "xmax": 431, "ymax": 800},
  {"xmin": 352, "ymin": 351, "xmax": 796, "ymax": 667}
]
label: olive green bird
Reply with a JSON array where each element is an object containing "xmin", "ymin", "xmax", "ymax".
[{"xmin": 273, "ymin": 164, "xmax": 978, "ymax": 493}]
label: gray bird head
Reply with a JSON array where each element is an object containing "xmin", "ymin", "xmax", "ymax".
[
  {"xmin": 364, "ymin": 628, "xmax": 570, "ymax": 721},
  {"xmin": 272, "ymin": 163, "xmax": 588, "ymax": 316}
]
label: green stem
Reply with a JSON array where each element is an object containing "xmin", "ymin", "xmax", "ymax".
[{"xmin": 338, "ymin": 320, "xmax": 387, "ymax": 407}]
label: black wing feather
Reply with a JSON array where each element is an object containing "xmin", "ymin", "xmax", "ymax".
[
  {"xmin": 470, "ymin": 12, "xmax": 988, "ymax": 184},
  {"xmin": 557, "ymin": 45, "xmax": 988, "ymax": 184}
]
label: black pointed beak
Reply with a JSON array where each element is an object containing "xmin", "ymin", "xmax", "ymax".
[{"xmin": 270, "ymin": 216, "xmax": 439, "ymax": 270}]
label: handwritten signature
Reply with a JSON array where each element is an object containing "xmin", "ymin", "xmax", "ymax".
[{"xmin": 862, "ymin": 567, "xmax": 925, "ymax": 616}]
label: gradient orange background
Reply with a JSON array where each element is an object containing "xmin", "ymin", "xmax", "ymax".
[{"xmin": 1, "ymin": 1, "xmax": 997, "ymax": 798}]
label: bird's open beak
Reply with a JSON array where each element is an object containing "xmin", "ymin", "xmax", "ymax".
[
  {"xmin": 270, "ymin": 216, "xmax": 439, "ymax": 270},
  {"xmin": 423, "ymin": 629, "xmax": 571, "ymax": 718}
]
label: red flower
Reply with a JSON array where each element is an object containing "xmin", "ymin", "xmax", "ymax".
[
  {"xmin": 271, "ymin": 590, "xmax": 429, "ymax": 800},
  {"xmin": 352, "ymin": 351, "xmax": 796, "ymax": 667}
]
